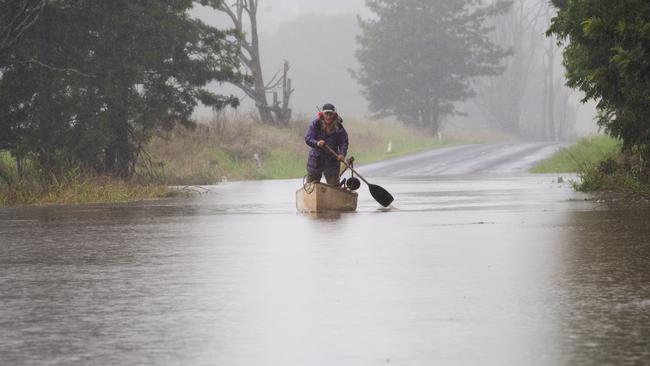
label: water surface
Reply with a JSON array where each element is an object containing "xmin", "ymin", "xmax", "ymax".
[{"xmin": 1, "ymin": 174, "xmax": 649, "ymax": 365}]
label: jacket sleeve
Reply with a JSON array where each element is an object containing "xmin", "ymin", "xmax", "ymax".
[
  {"xmin": 338, "ymin": 128, "xmax": 349, "ymax": 157},
  {"xmin": 305, "ymin": 119, "xmax": 320, "ymax": 148}
]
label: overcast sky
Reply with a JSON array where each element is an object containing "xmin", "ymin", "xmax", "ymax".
[
  {"xmin": 192, "ymin": 0, "xmax": 369, "ymax": 32},
  {"xmin": 191, "ymin": 0, "xmax": 370, "ymax": 118},
  {"xmin": 190, "ymin": 0, "xmax": 597, "ymax": 135}
]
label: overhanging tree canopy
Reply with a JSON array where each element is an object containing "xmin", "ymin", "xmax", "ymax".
[
  {"xmin": 0, "ymin": 0, "xmax": 45, "ymax": 60},
  {"xmin": 0, "ymin": 0, "xmax": 242, "ymax": 177},
  {"xmin": 354, "ymin": 0, "xmax": 511, "ymax": 134},
  {"xmin": 548, "ymin": 0, "xmax": 650, "ymax": 161}
]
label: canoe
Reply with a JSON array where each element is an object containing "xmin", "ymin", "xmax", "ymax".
[{"xmin": 296, "ymin": 182, "xmax": 358, "ymax": 213}]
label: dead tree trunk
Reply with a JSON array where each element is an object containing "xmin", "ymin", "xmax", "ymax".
[
  {"xmin": 217, "ymin": 0, "xmax": 293, "ymax": 125},
  {"xmin": 271, "ymin": 60, "xmax": 294, "ymax": 124}
]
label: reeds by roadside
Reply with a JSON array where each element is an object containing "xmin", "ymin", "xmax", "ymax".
[{"xmin": 0, "ymin": 170, "xmax": 178, "ymax": 207}]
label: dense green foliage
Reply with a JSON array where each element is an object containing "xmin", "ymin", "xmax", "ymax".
[
  {"xmin": 573, "ymin": 149, "xmax": 650, "ymax": 200},
  {"xmin": 0, "ymin": 0, "xmax": 241, "ymax": 178},
  {"xmin": 548, "ymin": 0, "xmax": 650, "ymax": 165},
  {"xmin": 354, "ymin": 0, "xmax": 511, "ymax": 134}
]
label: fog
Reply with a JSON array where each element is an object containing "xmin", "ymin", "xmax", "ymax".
[
  {"xmin": 229, "ymin": 0, "xmax": 369, "ymax": 32},
  {"xmin": 191, "ymin": 1, "xmax": 371, "ymax": 118},
  {"xmin": 192, "ymin": 0, "xmax": 598, "ymax": 140},
  {"xmin": 191, "ymin": 0, "xmax": 370, "ymax": 34}
]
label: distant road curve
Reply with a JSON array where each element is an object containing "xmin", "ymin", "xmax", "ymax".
[{"xmin": 358, "ymin": 142, "xmax": 567, "ymax": 177}]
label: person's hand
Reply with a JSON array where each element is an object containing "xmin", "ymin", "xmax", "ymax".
[
  {"xmin": 317, "ymin": 140, "xmax": 326, "ymax": 147},
  {"xmin": 337, "ymin": 154, "xmax": 344, "ymax": 161}
]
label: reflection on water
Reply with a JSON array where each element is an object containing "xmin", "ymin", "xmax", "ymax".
[
  {"xmin": 0, "ymin": 176, "xmax": 648, "ymax": 365},
  {"xmin": 560, "ymin": 208, "xmax": 650, "ymax": 365},
  {"xmin": 302, "ymin": 211, "xmax": 346, "ymax": 220}
]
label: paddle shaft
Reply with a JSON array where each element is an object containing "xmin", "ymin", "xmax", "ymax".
[
  {"xmin": 323, "ymin": 145, "xmax": 370, "ymax": 185},
  {"xmin": 322, "ymin": 145, "xmax": 394, "ymax": 207}
]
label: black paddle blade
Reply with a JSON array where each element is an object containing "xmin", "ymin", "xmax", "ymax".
[{"xmin": 369, "ymin": 183, "xmax": 394, "ymax": 207}]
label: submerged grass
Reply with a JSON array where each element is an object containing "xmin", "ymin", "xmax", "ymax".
[
  {"xmin": 0, "ymin": 169, "xmax": 178, "ymax": 207},
  {"xmin": 0, "ymin": 153, "xmax": 179, "ymax": 206}
]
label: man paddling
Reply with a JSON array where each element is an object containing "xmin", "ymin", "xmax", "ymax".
[{"xmin": 304, "ymin": 103, "xmax": 349, "ymax": 186}]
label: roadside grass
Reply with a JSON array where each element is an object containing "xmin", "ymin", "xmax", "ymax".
[
  {"xmin": 144, "ymin": 118, "xmax": 266, "ymax": 184},
  {"xmin": 0, "ymin": 170, "xmax": 178, "ymax": 206},
  {"xmin": 37, "ymin": 173, "xmax": 178, "ymax": 205},
  {"xmin": 4, "ymin": 115, "xmax": 448, "ymax": 206},
  {"xmin": 344, "ymin": 119, "xmax": 450, "ymax": 164},
  {"xmin": 532, "ymin": 135, "xmax": 650, "ymax": 200},
  {"xmin": 531, "ymin": 135, "xmax": 621, "ymax": 173},
  {"xmin": 2, "ymin": 116, "xmax": 499, "ymax": 206},
  {"xmin": 145, "ymin": 116, "xmax": 448, "ymax": 184},
  {"xmin": 573, "ymin": 150, "xmax": 650, "ymax": 200},
  {"xmin": 0, "ymin": 150, "xmax": 19, "ymax": 183},
  {"xmin": 1, "ymin": 152, "xmax": 178, "ymax": 206},
  {"xmin": 261, "ymin": 148, "xmax": 305, "ymax": 179}
]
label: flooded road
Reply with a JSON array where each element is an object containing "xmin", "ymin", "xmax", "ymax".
[{"xmin": 1, "ymin": 143, "xmax": 649, "ymax": 365}]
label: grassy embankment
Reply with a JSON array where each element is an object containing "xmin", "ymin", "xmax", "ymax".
[
  {"xmin": 1, "ymin": 117, "xmax": 451, "ymax": 206},
  {"xmin": 0, "ymin": 152, "xmax": 176, "ymax": 206},
  {"xmin": 144, "ymin": 116, "xmax": 451, "ymax": 184},
  {"xmin": 532, "ymin": 135, "xmax": 621, "ymax": 173},
  {"xmin": 533, "ymin": 135, "xmax": 650, "ymax": 200}
]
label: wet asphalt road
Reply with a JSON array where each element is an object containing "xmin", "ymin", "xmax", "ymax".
[
  {"xmin": 360, "ymin": 141, "xmax": 567, "ymax": 176},
  {"xmin": 1, "ymin": 142, "xmax": 649, "ymax": 365}
]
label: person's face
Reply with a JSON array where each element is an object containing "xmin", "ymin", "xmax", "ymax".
[{"xmin": 323, "ymin": 112, "xmax": 335, "ymax": 123}]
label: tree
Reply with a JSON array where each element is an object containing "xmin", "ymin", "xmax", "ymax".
[
  {"xmin": 211, "ymin": 0, "xmax": 294, "ymax": 125},
  {"xmin": 354, "ymin": 0, "xmax": 511, "ymax": 134},
  {"xmin": 258, "ymin": 13, "xmax": 367, "ymax": 117},
  {"xmin": 473, "ymin": 0, "xmax": 546, "ymax": 135},
  {"xmin": 548, "ymin": 0, "xmax": 650, "ymax": 160},
  {"xmin": 0, "ymin": 0, "xmax": 45, "ymax": 61},
  {"xmin": 0, "ymin": 0, "xmax": 241, "ymax": 177},
  {"xmin": 473, "ymin": 0, "xmax": 579, "ymax": 141},
  {"xmin": 541, "ymin": 10, "xmax": 559, "ymax": 141}
]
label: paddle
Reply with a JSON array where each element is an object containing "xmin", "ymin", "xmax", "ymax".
[{"xmin": 323, "ymin": 145, "xmax": 394, "ymax": 207}]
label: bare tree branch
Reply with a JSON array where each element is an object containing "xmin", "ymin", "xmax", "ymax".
[
  {"xmin": 0, "ymin": 0, "xmax": 45, "ymax": 57},
  {"xmin": 214, "ymin": 0, "xmax": 293, "ymax": 124},
  {"xmin": 264, "ymin": 69, "xmax": 282, "ymax": 89},
  {"xmin": 218, "ymin": 3, "xmax": 241, "ymax": 30},
  {"xmin": 20, "ymin": 58, "xmax": 95, "ymax": 78},
  {"xmin": 233, "ymin": 81, "xmax": 257, "ymax": 100}
]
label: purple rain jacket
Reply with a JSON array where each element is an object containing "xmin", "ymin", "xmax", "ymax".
[{"xmin": 304, "ymin": 116, "xmax": 349, "ymax": 174}]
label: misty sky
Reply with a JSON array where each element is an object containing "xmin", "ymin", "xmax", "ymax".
[
  {"xmin": 193, "ymin": 0, "xmax": 369, "ymax": 32},
  {"xmin": 191, "ymin": 0, "xmax": 597, "ymax": 135},
  {"xmin": 191, "ymin": 0, "xmax": 371, "ymax": 118},
  {"xmin": 255, "ymin": 0, "xmax": 368, "ymax": 30}
]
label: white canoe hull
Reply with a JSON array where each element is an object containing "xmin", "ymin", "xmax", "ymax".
[{"xmin": 296, "ymin": 182, "xmax": 358, "ymax": 213}]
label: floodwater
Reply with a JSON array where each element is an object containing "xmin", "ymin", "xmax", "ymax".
[{"xmin": 1, "ymin": 143, "xmax": 649, "ymax": 365}]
